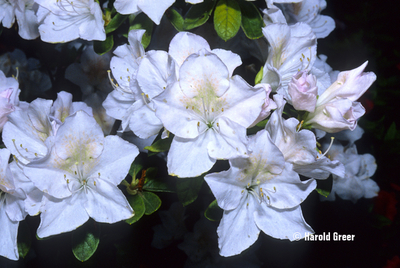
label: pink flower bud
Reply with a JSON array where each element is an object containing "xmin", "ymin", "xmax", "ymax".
[{"xmin": 288, "ymin": 71, "xmax": 318, "ymax": 112}]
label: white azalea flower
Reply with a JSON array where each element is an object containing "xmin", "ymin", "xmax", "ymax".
[
  {"xmin": 283, "ymin": 0, "xmax": 335, "ymax": 39},
  {"xmin": 305, "ymin": 61, "xmax": 376, "ymax": 133},
  {"xmin": 261, "ymin": 22, "xmax": 317, "ymax": 95},
  {"xmin": 0, "ymin": 0, "xmax": 39, "ymax": 40},
  {"xmin": 104, "ymin": 29, "xmax": 174, "ymax": 139},
  {"xmin": 2, "ymin": 98, "xmax": 53, "ymax": 165},
  {"xmin": 0, "ymin": 149, "xmax": 27, "ymax": 261},
  {"xmin": 36, "ymin": 0, "xmax": 105, "ymax": 42},
  {"xmin": 266, "ymin": 95, "xmax": 345, "ymax": 180},
  {"xmin": 322, "ymin": 142, "xmax": 379, "ymax": 203},
  {"xmin": 205, "ymin": 129, "xmax": 316, "ymax": 257},
  {"xmin": 0, "ymin": 70, "xmax": 22, "ymax": 131},
  {"xmin": 153, "ymin": 36, "xmax": 267, "ymax": 177},
  {"xmin": 22, "ymin": 111, "xmax": 138, "ymax": 238}
]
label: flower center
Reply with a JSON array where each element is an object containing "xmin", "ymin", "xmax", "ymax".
[
  {"xmin": 244, "ymin": 182, "xmax": 277, "ymax": 206},
  {"xmin": 64, "ymin": 162, "xmax": 98, "ymax": 194}
]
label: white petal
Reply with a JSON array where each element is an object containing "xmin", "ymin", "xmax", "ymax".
[
  {"xmin": 207, "ymin": 117, "xmax": 249, "ymax": 159},
  {"xmin": 37, "ymin": 193, "xmax": 89, "ymax": 238},
  {"xmin": 54, "ymin": 111, "xmax": 104, "ymax": 161},
  {"xmin": 169, "ymin": 32, "xmax": 211, "ymax": 67},
  {"xmin": 128, "ymin": 104, "xmax": 163, "ymax": 139},
  {"xmin": 205, "ymin": 167, "xmax": 248, "ymax": 211},
  {"xmin": 0, "ymin": 208, "xmax": 19, "ymax": 260},
  {"xmin": 179, "ymin": 49, "xmax": 230, "ymax": 98},
  {"xmin": 254, "ymin": 205, "xmax": 314, "ymax": 241},
  {"xmin": 221, "ymin": 75, "xmax": 267, "ymax": 128},
  {"xmin": 167, "ymin": 134, "xmax": 215, "ymax": 178},
  {"xmin": 84, "ymin": 178, "xmax": 134, "ymax": 223},
  {"xmin": 211, "ymin": 48, "xmax": 242, "ymax": 77},
  {"xmin": 137, "ymin": 0, "xmax": 175, "ymax": 25},
  {"xmin": 217, "ymin": 195, "xmax": 260, "ymax": 257},
  {"xmin": 88, "ymin": 135, "xmax": 139, "ymax": 185}
]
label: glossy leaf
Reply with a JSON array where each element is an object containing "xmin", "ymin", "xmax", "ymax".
[
  {"xmin": 214, "ymin": 0, "xmax": 241, "ymax": 41},
  {"xmin": 255, "ymin": 65, "xmax": 263, "ymax": 85},
  {"xmin": 126, "ymin": 194, "xmax": 145, "ymax": 224},
  {"xmin": 176, "ymin": 176, "xmax": 204, "ymax": 206},
  {"xmin": 184, "ymin": 0, "xmax": 216, "ymax": 30},
  {"xmin": 143, "ymin": 176, "xmax": 176, "ymax": 193},
  {"xmin": 204, "ymin": 199, "xmax": 223, "ymax": 221},
  {"xmin": 129, "ymin": 13, "xmax": 154, "ymax": 49},
  {"xmin": 105, "ymin": 12, "xmax": 128, "ymax": 34},
  {"xmin": 93, "ymin": 34, "xmax": 114, "ymax": 55},
  {"xmin": 166, "ymin": 8, "xmax": 184, "ymax": 31},
  {"xmin": 71, "ymin": 221, "xmax": 100, "ymax": 262},
  {"xmin": 144, "ymin": 134, "xmax": 173, "ymax": 153},
  {"xmin": 129, "ymin": 158, "xmax": 144, "ymax": 178},
  {"xmin": 239, "ymin": 0, "xmax": 263, "ymax": 39},
  {"xmin": 142, "ymin": 191, "xmax": 162, "ymax": 215}
]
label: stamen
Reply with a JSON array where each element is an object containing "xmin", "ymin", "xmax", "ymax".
[
  {"xmin": 317, "ymin": 137, "xmax": 335, "ymax": 159},
  {"xmin": 141, "ymin": 93, "xmax": 156, "ymax": 112},
  {"xmin": 12, "ymin": 139, "xmax": 31, "ymax": 163},
  {"xmin": 296, "ymin": 120, "xmax": 304, "ymax": 131}
]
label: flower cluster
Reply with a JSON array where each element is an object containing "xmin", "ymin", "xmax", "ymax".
[{"xmin": 1, "ymin": 0, "xmax": 380, "ymax": 263}]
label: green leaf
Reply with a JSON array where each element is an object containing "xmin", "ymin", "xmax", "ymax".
[
  {"xmin": 214, "ymin": 0, "xmax": 241, "ymax": 41},
  {"xmin": 256, "ymin": 118, "xmax": 269, "ymax": 128},
  {"xmin": 105, "ymin": 13, "xmax": 128, "ymax": 34},
  {"xmin": 176, "ymin": 176, "xmax": 204, "ymax": 206},
  {"xmin": 129, "ymin": 13, "xmax": 154, "ymax": 49},
  {"xmin": 142, "ymin": 191, "xmax": 162, "ymax": 215},
  {"xmin": 142, "ymin": 167, "xmax": 176, "ymax": 193},
  {"xmin": 166, "ymin": 8, "xmax": 184, "ymax": 31},
  {"xmin": 183, "ymin": 0, "xmax": 216, "ymax": 30},
  {"xmin": 144, "ymin": 134, "xmax": 173, "ymax": 153},
  {"xmin": 315, "ymin": 175, "xmax": 333, "ymax": 197},
  {"xmin": 254, "ymin": 65, "xmax": 263, "ymax": 84},
  {"xmin": 72, "ymin": 221, "xmax": 100, "ymax": 262},
  {"xmin": 239, "ymin": 0, "xmax": 263, "ymax": 39},
  {"xmin": 143, "ymin": 176, "xmax": 176, "ymax": 193},
  {"xmin": 17, "ymin": 221, "xmax": 32, "ymax": 258},
  {"xmin": 128, "ymin": 158, "xmax": 144, "ymax": 178},
  {"xmin": 93, "ymin": 35, "xmax": 114, "ymax": 55},
  {"xmin": 126, "ymin": 194, "xmax": 146, "ymax": 224},
  {"xmin": 204, "ymin": 199, "xmax": 223, "ymax": 221}
]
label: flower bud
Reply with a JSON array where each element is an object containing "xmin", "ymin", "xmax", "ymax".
[{"xmin": 288, "ymin": 71, "xmax": 318, "ymax": 112}]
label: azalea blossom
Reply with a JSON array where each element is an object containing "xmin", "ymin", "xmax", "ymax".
[
  {"xmin": 0, "ymin": 149, "xmax": 27, "ymax": 261},
  {"xmin": 287, "ymin": 70, "xmax": 318, "ymax": 112},
  {"xmin": 22, "ymin": 111, "xmax": 138, "ymax": 238},
  {"xmin": 261, "ymin": 22, "xmax": 317, "ymax": 95},
  {"xmin": 266, "ymin": 95, "xmax": 345, "ymax": 180},
  {"xmin": 305, "ymin": 61, "xmax": 376, "ymax": 132},
  {"xmin": 0, "ymin": 0, "xmax": 39, "ymax": 40},
  {"xmin": 205, "ymin": 129, "xmax": 316, "ymax": 256},
  {"xmin": 322, "ymin": 142, "xmax": 379, "ymax": 203},
  {"xmin": 0, "ymin": 70, "xmax": 23, "ymax": 131},
  {"xmin": 36, "ymin": 0, "xmax": 105, "ymax": 42},
  {"xmin": 153, "ymin": 33, "xmax": 268, "ymax": 177},
  {"xmin": 282, "ymin": 0, "xmax": 335, "ymax": 39},
  {"xmin": 104, "ymin": 29, "xmax": 175, "ymax": 139}
]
